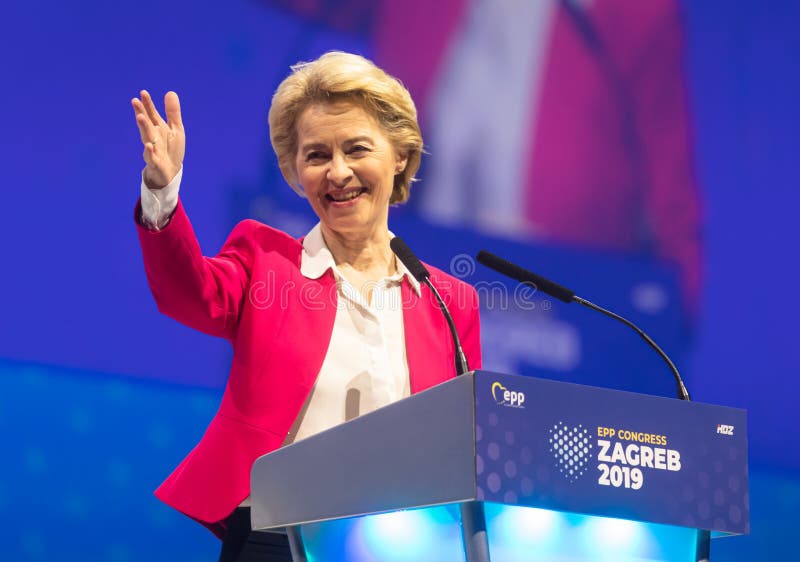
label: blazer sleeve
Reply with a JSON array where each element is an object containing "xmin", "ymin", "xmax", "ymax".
[
  {"xmin": 136, "ymin": 198, "xmax": 257, "ymax": 340},
  {"xmin": 454, "ymin": 282, "xmax": 483, "ymax": 371}
]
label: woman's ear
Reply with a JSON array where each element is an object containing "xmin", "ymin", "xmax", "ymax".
[{"xmin": 395, "ymin": 152, "xmax": 408, "ymax": 174}]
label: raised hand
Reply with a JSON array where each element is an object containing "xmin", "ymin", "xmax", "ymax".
[{"xmin": 131, "ymin": 90, "xmax": 185, "ymax": 189}]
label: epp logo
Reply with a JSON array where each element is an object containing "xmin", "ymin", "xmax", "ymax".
[
  {"xmin": 716, "ymin": 424, "xmax": 734, "ymax": 436},
  {"xmin": 491, "ymin": 382, "xmax": 526, "ymax": 408}
]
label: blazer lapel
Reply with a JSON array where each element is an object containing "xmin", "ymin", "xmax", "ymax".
[{"xmin": 403, "ymin": 281, "xmax": 456, "ymax": 394}]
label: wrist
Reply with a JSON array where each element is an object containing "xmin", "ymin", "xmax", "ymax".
[{"xmin": 143, "ymin": 167, "xmax": 180, "ymax": 190}]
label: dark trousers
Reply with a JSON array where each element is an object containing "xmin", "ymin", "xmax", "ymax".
[{"xmin": 218, "ymin": 507, "xmax": 294, "ymax": 562}]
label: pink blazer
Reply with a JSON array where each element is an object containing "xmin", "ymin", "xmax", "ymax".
[{"xmin": 137, "ymin": 200, "xmax": 482, "ymax": 536}]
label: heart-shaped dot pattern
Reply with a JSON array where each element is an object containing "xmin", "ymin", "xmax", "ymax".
[{"xmin": 549, "ymin": 421, "xmax": 593, "ymax": 483}]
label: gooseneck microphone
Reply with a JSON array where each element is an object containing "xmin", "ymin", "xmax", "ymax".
[
  {"xmin": 390, "ymin": 237, "xmax": 470, "ymax": 376},
  {"xmin": 476, "ymin": 250, "xmax": 691, "ymax": 401}
]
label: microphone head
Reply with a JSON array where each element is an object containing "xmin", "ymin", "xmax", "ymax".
[
  {"xmin": 390, "ymin": 237, "xmax": 430, "ymax": 282},
  {"xmin": 476, "ymin": 250, "xmax": 575, "ymax": 303}
]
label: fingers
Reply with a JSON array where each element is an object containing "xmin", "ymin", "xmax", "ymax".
[
  {"xmin": 164, "ymin": 91, "xmax": 183, "ymax": 130},
  {"xmin": 131, "ymin": 89, "xmax": 185, "ymax": 185},
  {"xmin": 140, "ymin": 90, "xmax": 166, "ymax": 127},
  {"xmin": 132, "ymin": 99, "xmax": 157, "ymax": 145}
]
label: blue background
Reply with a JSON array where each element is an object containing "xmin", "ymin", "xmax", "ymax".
[{"xmin": 1, "ymin": 0, "xmax": 798, "ymax": 559}]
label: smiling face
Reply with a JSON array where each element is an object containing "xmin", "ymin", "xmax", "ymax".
[{"xmin": 294, "ymin": 101, "xmax": 407, "ymax": 241}]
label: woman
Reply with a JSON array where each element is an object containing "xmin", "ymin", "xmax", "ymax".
[{"xmin": 131, "ymin": 51, "xmax": 482, "ymax": 560}]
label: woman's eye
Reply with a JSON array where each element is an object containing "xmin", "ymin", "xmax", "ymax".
[
  {"xmin": 306, "ymin": 151, "xmax": 327, "ymax": 161},
  {"xmin": 349, "ymin": 145, "xmax": 368, "ymax": 154}
]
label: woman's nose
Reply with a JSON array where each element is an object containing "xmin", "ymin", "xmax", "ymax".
[{"xmin": 326, "ymin": 153, "xmax": 353, "ymax": 186}]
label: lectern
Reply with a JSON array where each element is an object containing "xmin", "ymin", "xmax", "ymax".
[{"xmin": 251, "ymin": 371, "xmax": 748, "ymax": 561}]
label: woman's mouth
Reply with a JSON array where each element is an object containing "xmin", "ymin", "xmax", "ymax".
[{"xmin": 326, "ymin": 188, "xmax": 368, "ymax": 204}]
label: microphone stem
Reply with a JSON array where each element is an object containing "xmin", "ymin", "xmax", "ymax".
[
  {"xmin": 573, "ymin": 296, "xmax": 691, "ymax": 401},
  {"xmin": 425, "ymin": 279, "xmax": 470, "ymax": 376}
]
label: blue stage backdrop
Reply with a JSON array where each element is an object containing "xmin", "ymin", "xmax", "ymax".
[{"xmin": 0, "ymin": 0, "xmax": 798, "ymax": 560}]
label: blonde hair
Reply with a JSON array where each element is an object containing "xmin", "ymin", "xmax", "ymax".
[{"xmin": 268, "ymin": 51, "xmax": 423, "ymax": 204}]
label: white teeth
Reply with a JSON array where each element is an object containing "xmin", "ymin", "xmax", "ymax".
[{"xmin": 330, "ymin": 189, "xmax": 364, "ymax": 202}]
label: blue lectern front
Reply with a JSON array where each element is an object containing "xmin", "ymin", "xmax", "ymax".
[{"xmin": 251, "ymin": 371, "xmax": 748, "ymax": 561}]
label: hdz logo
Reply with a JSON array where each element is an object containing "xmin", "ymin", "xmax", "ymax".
[
  {"xmin": 716, "ymin": 424, "xmax": 735, "ymax": 436},
  {"xmin": 491, "ymin": 381, "xmax": 526, "ymax": 408}
]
